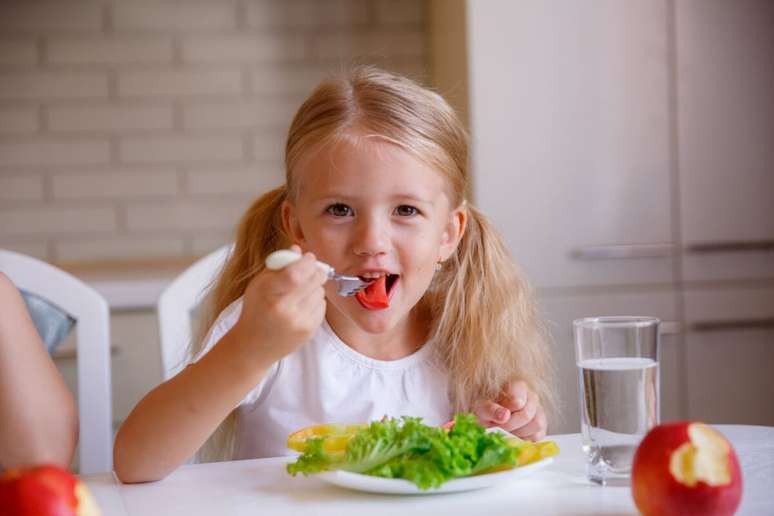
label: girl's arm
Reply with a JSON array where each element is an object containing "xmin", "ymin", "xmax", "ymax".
[
  {"xmin": 113, "ymin": 249, "xmax": 327, "ymax": 483},
  {"xmin": 112, "ymin": 323, "xmax": 275, "ymax": 483},
  {"xmin": 0, "ymin": 273, "xmax": 78, "ymax": 469}
]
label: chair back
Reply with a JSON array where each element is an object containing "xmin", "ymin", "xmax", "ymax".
[
  {"xmin": 157, "ymin": 245, "xmax": 232, "ymax": 381},
  {"xmin": 0, "ymin": 249, "xmax": 112, "ymax": 474}
]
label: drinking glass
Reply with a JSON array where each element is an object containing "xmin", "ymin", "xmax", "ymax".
[{"xmin": 573, "ymin": 316, "xmax": 660, "ymax": 485}]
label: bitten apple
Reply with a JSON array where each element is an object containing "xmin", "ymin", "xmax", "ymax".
[
  {"xmin": 632, "ymin": 422, "xmax": 742, "ymax": 516},
  {"xmin": 0, "ymin": 464, "xmax": 100, "ymax": 516}
]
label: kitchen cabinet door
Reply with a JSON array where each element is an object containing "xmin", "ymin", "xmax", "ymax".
[
  {"xmin": 683, "ymin": 286, "xmax": 774, "ymax": 425},
  {"xmin": 468, "ymin": 0, "xmax": 674, "ymax": 289},
  {"xmin": 537, "ymin": 289, "xmax": 682, "ymax": 434},
  {"xmin": 55, "ymin": 310, "xmax": 163, "ymax": 429},
  {"xmin": 676, "ymin": 0, "xmax": 774, "ymax": 281}
]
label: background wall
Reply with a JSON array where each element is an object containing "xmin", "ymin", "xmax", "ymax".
[
  {"xmin": 0, "ymin": 0, "xmax": 432, "ymax": 439},
  {"xmin": 0, "ymin": 0, "xmax": 429, "ymax": 269}
]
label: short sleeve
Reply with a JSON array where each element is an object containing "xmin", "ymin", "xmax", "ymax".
[
  {"xmin": 192, "ymin": 296, "xmax": 278, "ymax": 407},
  {"xmin": 192, "ymin": 297, "xmax": 243, "ymax": 363},
  {"xmin": 20, "ymin": 289, "xmax": 75, "ymax": 355}
]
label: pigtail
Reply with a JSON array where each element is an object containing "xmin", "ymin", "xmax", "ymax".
[
  {"xmin": 427, "ymin": 204, "xmax": 556, "ymax": 421},
  {"xmin": 190, "ymin": 185, "xmax": 290, "ymax": 463}
]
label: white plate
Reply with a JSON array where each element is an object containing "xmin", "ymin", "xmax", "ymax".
[{"xmin": 316, "ymin": 457, "xmax": 554, "ymax": 495}]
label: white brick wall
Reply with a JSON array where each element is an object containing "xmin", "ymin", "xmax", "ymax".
[
  {"xmin": 55, "ymin": 236, "xmax": 186, "ymax": 262},
  {"xmin": 119, "ymin": 135, "xmax": 244, "ymax": 164},
  {"xmin": 0, "ymin": 140, "xmax": 111, "ymax": 166},
  {"xmin": 0, "ymin": 0, "xmax": 429, "ymax": 264},
  {"xmin": 187, "ymin": 166, "xmax": 283, "ymax": 196},
  {"xmin": 0, "ymin": 40, "xmax": 37, "ymax": 66},
  {"xmin": 112, "ymin": 3, "xmax": 237, "ymax": 32},
  {"xmin": 48, "ymin": 104, "xmax": 175, "ymax": 133},
  {"xmin": 182, "ymin": 100, "xmax": 295, "ymax": 130},
  {"xmin": 47, "ymin": 37, "xmax": 175, "ymax": 65},
  {"xmin": 245, "ymin": 0, "xmax": 371, "ymax": 28},
  {"xmin": 0, "ymin": 108, "xmax": 38, "ymax": 134},
  {"xmin": 117, "ymin": 68, "xmax": 242, "ymax": 98},
  {"xmin": 0, "ymin": 72, "xmax": 109, "ymax": 100},
  {"xmin": 375, "ymin": 0, "xmax": 426, "ymax": 25},
  {"xmin": 125, "ymin": 200, "xmax": 251, "ymax": 231},
  {"xmin": 0, "ymin": 3, "xmax": 102, "ymax": 33},
  {"xmin": 181, "ymin": 35, "xmax": 306, "ymax": 63},
  {"xmin": 313, "ymin": 30, "xmax": 426, "ymax": 59},
  {"xmin": 0, "ymin": 174, "xmax": 44, "ymax": 201},
  {"xmin": 0, "ymin": 206, "xmax": 117, "ymax": 236},
  {"xmin": 51, "ymin": 170, "xmax": 178, "ymax": 199}
]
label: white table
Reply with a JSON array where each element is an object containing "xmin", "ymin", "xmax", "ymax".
[{"xmin": 84, "ymin": 425, "xmax": 774, "ymax": 515}]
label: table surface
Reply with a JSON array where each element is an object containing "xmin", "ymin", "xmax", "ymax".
[{"xmin": 83, "ymin": 425, "xmax": 774, "ymax": 516}]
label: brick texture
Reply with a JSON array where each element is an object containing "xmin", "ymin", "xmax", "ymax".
[{"xmin": 0, "ymin": 0, "xmax": 429, "ymax": 264}]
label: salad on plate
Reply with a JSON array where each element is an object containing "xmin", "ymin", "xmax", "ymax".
[{"xmin": 286, "ymin": 414, "xmax": 559, "ymax": 491}]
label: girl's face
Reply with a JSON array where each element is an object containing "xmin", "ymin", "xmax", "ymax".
[{"xmin": 283, "ymin": 138, "xmax": 465, "ymax": 338}]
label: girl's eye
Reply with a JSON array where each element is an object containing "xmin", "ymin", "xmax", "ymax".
[
  {"xmin": 394, "ymin": 205, "xmax": 418, "ymax": 217},
  {"xmin": 326, "ymin": 203, "xmax": 353, "ymax": 217}
]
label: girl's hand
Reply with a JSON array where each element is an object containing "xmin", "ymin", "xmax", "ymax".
[
  {"xmin": 233, "ymin": 245, "xmax": 328, "ymax": 364},
  {"xmin": 473, "ymin": 380, "xmax": 547, "ymax": 441}
]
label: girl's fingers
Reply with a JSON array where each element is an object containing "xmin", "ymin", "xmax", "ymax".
[
  {"xmin": 502, "ymin": 390, "xmax": 538, "ymax": 432},
  {"xmin": 472, "ymin": 400, "xmax": 511, "ymax": 426},
  {"xmin": 522, "ymin": 430, "xmax": 546, "ymax": 442},
  {"xmin": 511, "ymin": 405, "xmax": 546, "ymax": 439},
  {"xmin": 295, "ymin": 285, "xmax": 326, "ymax": 315},
  {"xmin": 265, "ymin": 252, "xmax": 319, "ymax": 296},
  {"xmin": 497, "ymin": 380, "xmax": 529, "ymax": 412}
]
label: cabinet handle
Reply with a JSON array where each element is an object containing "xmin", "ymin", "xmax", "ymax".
[
  {"xmin": 686, "ymin": 239, "xmax": 774, "ymax": 253},
  {"xmin": 570, "ymin": 243, "xmax": 674, "ymax": 260},
  {"xmin": 690, "ymin": 318, "xmax": 774, "ymax": 332}
]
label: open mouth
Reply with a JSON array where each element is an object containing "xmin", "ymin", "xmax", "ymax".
[{"xmin": 355, "ymin": 273, "xmax": 400, "ymax": 310}]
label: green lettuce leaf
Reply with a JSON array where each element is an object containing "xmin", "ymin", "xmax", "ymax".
[{"xmin": 287, "ymin": 414, "xmax": 519, "ymax": 490}]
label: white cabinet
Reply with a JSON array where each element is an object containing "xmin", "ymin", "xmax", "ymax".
[
  {"xmin": 55, "ymin": 310, "xmax": 163, "ymax": 428},
  {"xmin": 538, "ymin": 290, "xmax": 682, "ymax": 434},
  {"xmin": 676, "ymin": 0, "xmax": 774, "ymax": 282},
  {"xmin": 465, "ymin": 0, "xmax": 774, "ymax": 428},
  {"xmin": 683, "ymin": 287, "xmax": 774, "ymax": 425},
  {"xmin": 468, "ymin": 0, "xmax": 675, "ymax": 289}
]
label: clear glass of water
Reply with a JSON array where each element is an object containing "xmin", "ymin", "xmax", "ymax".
[{"xmin": 573, "ymin": 316, "xmax": 660, "ymax": 485}]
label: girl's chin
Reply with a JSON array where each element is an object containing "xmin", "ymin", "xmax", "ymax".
[{"xmin": 349, "ymin": 306, "xmax": 399, "ymax": 334}]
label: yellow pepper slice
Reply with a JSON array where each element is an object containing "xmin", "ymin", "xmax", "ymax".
[
  {"xmin": 287, "ymin": 423, "xmax": 367, "ymax": 453},
  {"xmin": 508, "ymin": 436, "xmax": 560, "ymax": 466}
]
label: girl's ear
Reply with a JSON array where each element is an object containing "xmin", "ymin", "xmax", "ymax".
[
  {"xmin": 281, "ymin": 200, "xmax": 306, "ymax": 244},
  {"xmin": 438, "ymin": 204, "xmax": 467, "ymax": 261}
]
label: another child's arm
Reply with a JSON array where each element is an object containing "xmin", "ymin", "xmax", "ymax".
[
  {"xmin": 113, "ymin": 249, "xmax": 327, "ymax": 483},
  {"xmin": 473, "ymin": 380, "xmax": 547, "ymax": 441},
  {"xmin": 0, "ymin": 273, "xmax": 78, "ymax": 469}
]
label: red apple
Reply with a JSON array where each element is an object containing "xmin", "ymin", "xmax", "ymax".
[
  {"xmin": 632, "ymin": 422, "xmax": 742, "ymax": 516},
  {"xmin": 0, "ymin": 464, "xmax": 100, "ymax": 516}
]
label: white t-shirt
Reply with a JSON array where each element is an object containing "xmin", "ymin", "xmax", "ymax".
[{"xmin": 195, "ymin": 298, "xmax": 452, "ymax": 459}]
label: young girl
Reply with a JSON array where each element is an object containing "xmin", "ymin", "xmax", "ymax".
[{"xmin": 114, "ymin": 66, "xmax": 554, "ymax": 483}]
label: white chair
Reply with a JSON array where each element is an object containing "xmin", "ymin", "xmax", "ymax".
[
  {"xmin": 0, "ymin": 249, "xmax": 112, "ymax": 474},
  {"xmin": 157, "ymin": 244, "xmax": 232, "ymax": 381}
]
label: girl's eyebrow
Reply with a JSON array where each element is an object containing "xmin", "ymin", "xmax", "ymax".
[{"xmin": 310, "ymin": 192, "xmax": 436, "ymax": 205}]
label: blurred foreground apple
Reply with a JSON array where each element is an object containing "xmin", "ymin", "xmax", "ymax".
[
  {"xmin": 632, "ymin": 422, "xmax": 742, "ymax": 516},
  {"xmin": 0, "ymin": 464, "xmax": 100, "ymax": 516}
]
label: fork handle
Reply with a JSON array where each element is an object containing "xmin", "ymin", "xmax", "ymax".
[{"xmin": 265, "ymin": 250, "xmax": 333, "ymax": 276}]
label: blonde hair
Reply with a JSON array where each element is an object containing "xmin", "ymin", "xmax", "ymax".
[{"xmin": 192, "ymin": 66, "xmax": 555, "ymax": 462}]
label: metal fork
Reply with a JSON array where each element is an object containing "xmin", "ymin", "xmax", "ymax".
[{"xmin": 265, "ymin": 250, "xmax": 372, "ymax": 296}]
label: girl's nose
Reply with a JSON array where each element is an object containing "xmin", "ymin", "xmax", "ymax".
[{"xmin": 352, "ymin": 216, "xmax": 390, "ymax": 257}]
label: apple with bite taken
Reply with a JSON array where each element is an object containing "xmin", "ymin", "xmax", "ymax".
[
  {"xmin": 0, "ymin": 464, "xmax": 100, "ymax": 516},
  {"xmin": 632, "ymin": 421, "xmax": 742, "ymax": 516}
]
